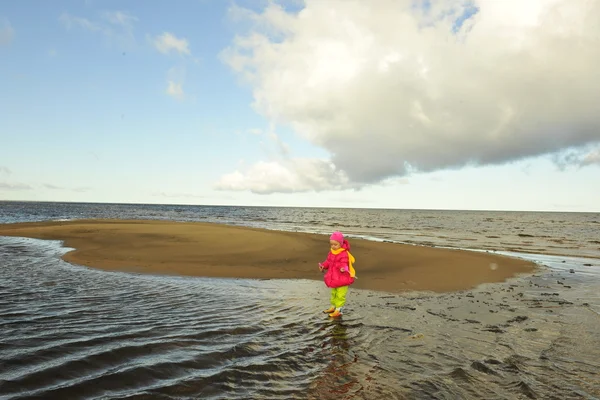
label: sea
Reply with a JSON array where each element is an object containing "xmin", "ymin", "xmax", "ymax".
[{"xmin": 0, "ymin": 201, "xmax": 599, "ymax": 399}]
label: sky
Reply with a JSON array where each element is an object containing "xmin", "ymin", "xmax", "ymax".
[{"xmin": 1, "ymin": 0, "xmax": 599, "ymax": 212}]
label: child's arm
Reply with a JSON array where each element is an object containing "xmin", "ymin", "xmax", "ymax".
[{"xmin": 319, "ymin": 257, "xmax": 331, "ymax": 271}]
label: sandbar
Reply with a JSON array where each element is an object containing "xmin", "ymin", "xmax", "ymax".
[{"xmin": 0, "ymin": 219, "xmax": 536, "ymax": 293}]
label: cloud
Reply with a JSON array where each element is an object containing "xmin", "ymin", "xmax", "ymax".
[
  {"xmin": 152, "ymin": 191, "xmax": 204, "ymax": 198},
  {"xmin": 551, "ymin": 145, "xmax": 600, "ymax": 169},
  {"xmin": 166, "ymin": 81, "xmax": 184, "ymax": 100},
  {"xmin": 0, "ymin": 166, "xmax": 11, "ymax": 175},
  {"xmin": 154, "ymin": 35, "xmax": 190, "ymax": 100},
  {"xmin": 393, "ymin": 177, "xmax": 410, "ymax": 185},
  {"xmin": 60, "ymin": 13, "xmax": 100, "ymax": 31},
  {"xmin": 103, "ymin": 11, "xmax": 138, "ymax": 27},
  {"xmin": 269, "ymin": 131, "xmax": 290, "ymax": 157},
  {"xmin": 165, "ymin": 66, "xmax": 186, "ymax": 100},
  {"xmin": 44, "ymin": 183, "xmax": 63, "ymax": 190},
  {"xmin": 0, "ymin": 182, "xmax": 32, "ymax": 191},
  {"xmin": 153, "ymin": 32, "xmax": 190, "ymax": 55},
  {"xmin": 44, "ymin": 183, "xmax": 91, "ymax": 192},
  {"xmin": 220, "ymin": 0, "xmax": 600, "ymax": 193},
  {"xmin": 0, "ymin": 18, "xmax": 14, "ymax": 46},
  {"xmin": 59, "ymin": 11, "xmax": 137, "ymax": 49},
  {"xmin": 215, "ymin": 158, "xmax": 354, "ymax": 194},
  {"xmin": 581, "ymin": 147, "xmax": 600, "ymax": 166}
]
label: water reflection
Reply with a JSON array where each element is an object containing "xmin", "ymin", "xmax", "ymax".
[{"xmin": 309, "ymin": 320, "xmax": 358, "ymax": 399}]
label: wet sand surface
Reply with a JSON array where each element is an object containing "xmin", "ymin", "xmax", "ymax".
[{"xmin": 0, "ymin": 219, "xmax": 536, "ymax": 293}]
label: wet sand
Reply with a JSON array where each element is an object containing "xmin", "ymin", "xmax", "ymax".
[{"xmin": 0, "ymin": 219, "xmax": 536, "ymax": 293}]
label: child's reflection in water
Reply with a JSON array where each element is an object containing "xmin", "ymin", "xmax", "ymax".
[{"xmin": 311, "ymin": 320, "xmax": 361, "ymax": 399}]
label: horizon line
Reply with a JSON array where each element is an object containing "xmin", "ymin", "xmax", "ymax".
[{"xmin": 0, "ymin": 199, "xmax": 598, "ymax": 214}]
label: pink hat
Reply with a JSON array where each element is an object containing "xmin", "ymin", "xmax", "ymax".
[{"xmin": 330, "ymin": 231, "xmax": 344, "ymax": 243}]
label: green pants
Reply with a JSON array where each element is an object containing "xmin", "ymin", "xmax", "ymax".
[{"xmin": 330, "ymin": 286, "xmax": 349, "ymax": 308}]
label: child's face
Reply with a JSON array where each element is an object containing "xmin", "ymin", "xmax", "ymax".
[{"xmin": 330, "ymin": 240, "xmax": 341, "ymax": 250}]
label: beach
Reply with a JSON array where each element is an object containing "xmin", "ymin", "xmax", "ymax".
[
  {"xmin": 1, "ymin": 233, "xmax": 598, "ymax": 399},
  {"xmin": 1, "ymin": 205, "xmax": 598, "ymax": 399},
  {"xmin": 0, "ymin": 219, "xmax": 536, "ymax": 293}
]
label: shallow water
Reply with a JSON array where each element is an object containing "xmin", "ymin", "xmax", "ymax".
[
  {"xmin": 1, "ymin": 201, "xmax": 599, "ymax": 258},
  {"xmin": 1, "ymin": 237, "xmax": 599, "ymax": 399}
]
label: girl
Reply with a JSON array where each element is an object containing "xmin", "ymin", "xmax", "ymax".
[{"xmin": 318, "ymin": 231, "xmax": 356, "ymax": 318}]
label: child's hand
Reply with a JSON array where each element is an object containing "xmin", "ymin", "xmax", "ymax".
[
  {"xmin": 318, "ymin": 263, "xmax": 324, "ymax": 271},
  {"xmin": 340, "ymin": 266, "xmax": 348, "ymax": 273}
]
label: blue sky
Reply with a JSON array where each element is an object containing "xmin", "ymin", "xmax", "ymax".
[{"xmin": 1, "ymin": 0, "xmax": 599, "ymax": 211}]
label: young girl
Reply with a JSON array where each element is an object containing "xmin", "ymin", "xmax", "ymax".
[{"xmin": 318, "ymin": 231, "xmax": 356, "ymax": 318}]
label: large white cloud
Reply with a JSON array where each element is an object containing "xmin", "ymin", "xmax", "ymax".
[
  {"xmin": 215, "ymin": 158, "xmax": 352, "ymax": 194},
  {"xmin": 217, "ymin": 0, "xmax": 600, "ymax": 193}
]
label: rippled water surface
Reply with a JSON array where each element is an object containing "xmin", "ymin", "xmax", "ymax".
[
  {"xmin": 1, "ymin": 201, "xmax": 599, "ymax": 258},
  {"xmin": 1, "ymin": 236, "xmax": 599, "ymax": 399}
]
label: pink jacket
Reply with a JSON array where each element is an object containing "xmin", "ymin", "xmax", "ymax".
[{"xmin": 320, "ymin": 241, "xmax": 355, "ymax": 288}]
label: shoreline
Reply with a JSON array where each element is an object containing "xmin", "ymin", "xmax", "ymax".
[
  {"xmin": 2, "ymin": 222, "xmax": 598, "ymax": 400},
  {"xmin": 0, "ymin": 219, "xmax": 537, "ymax": 293}
]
